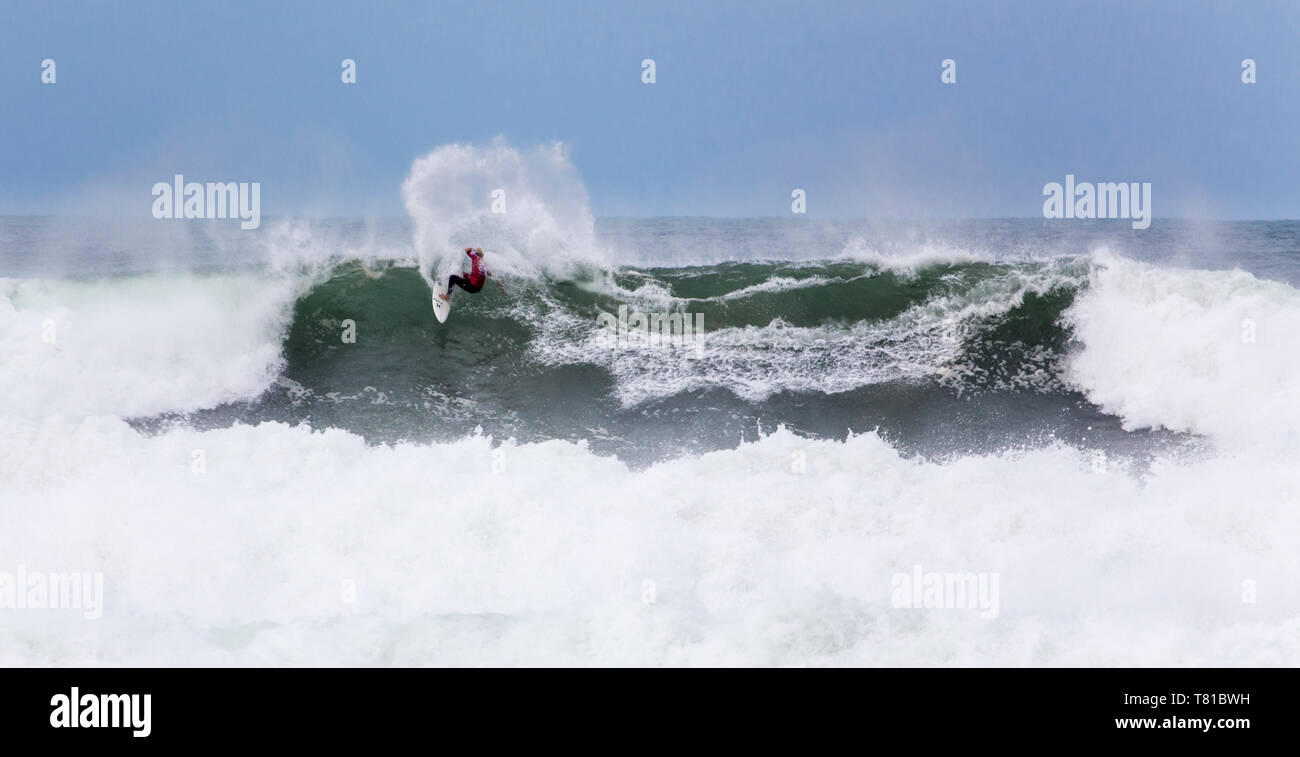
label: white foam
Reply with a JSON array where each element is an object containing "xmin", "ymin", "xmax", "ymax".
[
  {"xmin": 1, "ymin": 419, "xmax": 1295, "ymax": 665},
  {"xmin": 0, "ymin": 273, "xmax": 295, "ymax": 419},
  {"xmin": 709, "ymin": 275, "xmax": 842, "ymax": 301},
  {"xmin": 1064, "ymin": 249, "xmax": 1300, "ymax": 447}
]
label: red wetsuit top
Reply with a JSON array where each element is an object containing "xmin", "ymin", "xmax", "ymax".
[{"xmin": 466, "ymin": 250, "xmax": 486, "ymax": 287}]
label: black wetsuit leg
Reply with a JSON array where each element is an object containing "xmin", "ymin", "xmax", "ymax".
[{"xmin": 447, "ymin": 275, "xmax": 483, "ymax": 294}]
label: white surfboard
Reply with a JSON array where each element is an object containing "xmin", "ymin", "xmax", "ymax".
[{"xmin": 432, "ymin": 280, "xmax": 451, "ymax": 323}]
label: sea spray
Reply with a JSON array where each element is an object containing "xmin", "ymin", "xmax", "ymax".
[{"xmin": 400, "ymin": 139, "xmax": 607, "ymax": 284}]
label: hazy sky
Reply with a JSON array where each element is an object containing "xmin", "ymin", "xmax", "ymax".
[{"xmin": 3, "ymin": 0, "xmax": 1298, "ymax": 218}]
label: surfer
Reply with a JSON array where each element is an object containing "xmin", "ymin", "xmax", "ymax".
[{"xmin": 440, "ymin": 247, "xmax": 504, "ymax": 300}]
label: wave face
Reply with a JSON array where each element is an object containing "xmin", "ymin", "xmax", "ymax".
[
  {"xmin": 3, "ymin": 145, "xmax": 1299, "ymax": 666},
  {"xmin": 177, "ymin": 253, "xmax": 1109, "ymax": 462}
]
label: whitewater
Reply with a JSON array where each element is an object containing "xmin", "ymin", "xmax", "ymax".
[{"xmin": 2, "ymin": 143, "xmax": 1298, "ymax": 666}]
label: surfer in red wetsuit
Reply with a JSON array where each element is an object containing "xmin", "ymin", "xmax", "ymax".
[{"xmin": 440, "ymin": 247, "xmax": 503, "ymax": 300}]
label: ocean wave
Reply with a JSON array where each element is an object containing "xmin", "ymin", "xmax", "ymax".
[{"xmin": 6, "ymin": 246, "xmax": 1297, "ymax": 458}]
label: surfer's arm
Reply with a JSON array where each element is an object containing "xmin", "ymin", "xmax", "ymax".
[{"xmin": 492, "ymin": 278, "xmax": 507, "ymax": 295}]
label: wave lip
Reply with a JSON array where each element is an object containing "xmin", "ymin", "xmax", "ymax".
[{"xmin": 836, "ymin": 237, "xmax": 986, "ymax": 273}]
